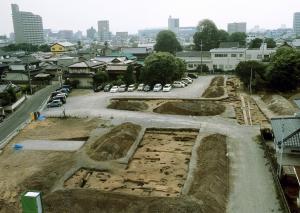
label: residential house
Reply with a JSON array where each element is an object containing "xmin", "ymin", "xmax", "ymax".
[
  {"xmin": 176, "ymin": 51, "xmax": 212, "ymax": 71},
  {"xmin": 246, "ymin": 43, "xmax": 276, "ymax": 61},
  {"xmin": 66, "ymin": 59, "xmax": 106, "ymax": 88},
  {"xmin": 121, "ymin": 47, "xmax": 152, "ymax": 61},
  {"xmin": 50, "ymin": 42, "xmax": 76, "ymax": 55}
]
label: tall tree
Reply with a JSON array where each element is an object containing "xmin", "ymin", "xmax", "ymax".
[
  {"xmin": 249, "ymin": 38, "xmax": 263, "ymax": 48},
  {"xmin": 141, "ymin": 52, "xmax": 178, "ymax": 85},
  {"xmin": 265, "ymin": 38, "xmax": 276, "ymax": 48},
  {"xmin": 154, "ymin": 30, "xmax": 182, "ymax": 54},
  {"xmin": 228, "ymin": 32, "xmax": 247, "ymax": 46},
  {"xmin": 123, "ymin": 64, "xmax": 135, "ymax": 85},
  {"xmin": 193, "ymin": 19, "xmax": 219, "ymax": 51}
]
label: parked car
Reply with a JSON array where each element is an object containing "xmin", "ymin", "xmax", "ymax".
[
  {"xmin": 93, "ymin": 84, "xmax": 104, "ymax": 92},
  {"xmin": 62, "ymin": 84, "xmax": 72, "ymax": 91},
  {"xmin": 128, "ymin": 84, "xmax": 136, "ymax": 92},
  {"xmin": 0, "ymin": 107, "xmax": 5, "ymax": 123},
  {"xmin": 182, "ymin": 77, "xmax": 192, "ymax": 84},
  {"xmin": 56, "ymin": 89, "xmax": 69, "ymax": 97},
  {"xmin": 186, "ymin": 76, "xmax": 193, "ymax": 82},
  {"xmin": 163, "ymin": 84, "xmax": 172, "ymax": 92},
  {"xmin": 47, "ymin": 100, "xmax": 62, "ymax": 108},
  {"xmin": 173, "ymin": 81, "xmax": 185, "ymax": 88},
  {"xmin": 51, "ymin": 96, "xmax": 66, "ymax": 104},
  {"xmin": 153, "ymin": 84, "xmax": 162, "ymax": 92},
  {"xmin": 118, "ymin": 84, "xmax": 127, "ymax": 92},
  {"xmin": 104, "ymin": 84, "xmax": 112, "ymax": 92},
  {"xmin": 143, "ymin": 85, "xmax": 151, "ymax": 92},
  {"xmin": 181, "ymin": 81, "xmax": 188, "ymax": 87},
  {"xmin": 110, "ymin": 86, "xmax": 119, "ymax": 93},
  {"xmin": 187, "ymin": 73, "xmax": 198, "ymax": 79},
  {"xmin": 137, "ymin": 83, "xmax": 145, "ymax": 91}
]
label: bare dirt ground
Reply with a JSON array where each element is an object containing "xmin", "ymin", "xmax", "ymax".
[
  {"xmin": 261, "ymin": 95, "xmax": 298, "ymax": 116},
  {"xmin": 86, "ymin": 122, "xmax": 141, "ymax": 161},
  {"xmin": 202, "ymin": 76, "xmax": 225, "ymax": 98},
  {"xmin": 188, "ymin": 134, "xmax": 228, "ymax": 213},
  {"xmin": 0, "ymin": 118, "xmax": 100, "ymax": 212},
  {"xmin": 108, "ymin": 100, "xmax": 149, "ymax": 111},
  {"xmin": 153, "ymin": 100, "xmax": 226, "ymax": 116},
  {"xmin": 68, "ymin": 89, "xmax": 93, "ymax": 97},
  {"xmin": 66, "ymin": 129, "xmax": 198, "ymax": 197}
]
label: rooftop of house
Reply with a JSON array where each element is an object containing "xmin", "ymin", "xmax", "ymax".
[
  {"xmin": 210, "ymin": 48, "xmax": 247, "ymax": 53},
  {"xmin": 52, "ymin": 42, "xmax": 75, "ymax": 47},
  {"xmin": 68, "ymin": 60, "xmax": 105, "ymax": 68},
  {"xmin": 121, "ymin": 47, "xmax": 151, "ymax": 54},
  {"xmin": 271, "ymin": 117, "xmax": 300, "ymax": 148},
  {"xmin": 176, "ymin": 51, "xmax": 211, "ymax": 58}
]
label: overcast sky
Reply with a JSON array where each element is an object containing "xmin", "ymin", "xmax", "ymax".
[{"xmin": 0, "ymin": 0, "xmax": 299, "ymax": 35}]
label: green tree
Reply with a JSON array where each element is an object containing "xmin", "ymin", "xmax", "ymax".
[
  {"xmin": 123, "ymin": 64, "xmax": 135, "ymax": 85},
  {"xmin": 173, "ymin": 58, "xmax": 186, "ymax": 80},
  {"xmin": 229, "ymin": 32, "xmax": 247, "ymax": 46},
  {"xmin": 141, "ymin": 52, "xmax": 178, "ymax": 85},
  {"xmin": 193, "ymin": 19, "xmax": 219, "ymax": 51},
  {"xmin": 93, "ymin": 71, "xmax": 108, "ymax": 86},
  {"xmin": 154, "ymin": 30, "xmax": 182, "ymax": 54},
  {"xmin": 249, "ymin": 38, "xmax": 263, "ymax": 48},
  {"xmin": 266, "ymin": 47, "xmax": 300, "ymax": 91},
  {"xmin": 38, "ymin": 44, "xmax": 51, "ymax": 52},
  {"xmin": 196, "ymin": 64, "xmax": 209, "ymax": 73},
  {"xmin": 265, "ymin": 38, "xmax": 276, "ymax": 48},
  {"xmin": 193, "ymin": 19, "xmax": 229, "ymax": 51},
  {"xmin": 235, "ymin": 61, "xmax": 267, "ymax": 91}
]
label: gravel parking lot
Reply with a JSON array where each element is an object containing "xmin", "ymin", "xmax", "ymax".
[{"xmin": 42, "ymin": 75, "xmax": 282, "ymax": 213}]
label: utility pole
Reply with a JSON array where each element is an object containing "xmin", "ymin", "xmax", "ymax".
[
  {"xmin": 27, "ymin": 65, "xmax": 32, "ymax": 95},
  {"xmin": 249, "ymin": 67, "xmax": 253, "ymax": 94},
  {"xmin": 200, "ymin": 39, "xmax": 203, "ymax": 75},
  {"xmin": 278, "ymin": 120, "xmax": 285, "ymax": 177}
]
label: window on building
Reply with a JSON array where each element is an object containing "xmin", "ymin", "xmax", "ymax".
[
  {"xmin": 239, "ymin": 54, "xmax": 244, "ymax": 57},
  {"xmin": 59, "ymin": 47, "xmax": 63, "ymax": 50},
  {"xmin": 188, "ymin": 64, "xmax": 193, "ymax": 68},
  {"xmin": 257, "ymin": 54, "xmax": 262, "ymax": 59},
  {"xmin": 231, "ymin": 54, "xmax": 237, "ymax": 57},
  {"xmin": 215, "ymin": 54, "xmax": 228, "ymax": 57}
]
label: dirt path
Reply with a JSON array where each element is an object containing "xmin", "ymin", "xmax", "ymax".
[{"xmin": 202, "ymin": 76, "xmax": 225, "ymax": 98}]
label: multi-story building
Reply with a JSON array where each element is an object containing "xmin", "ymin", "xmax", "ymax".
[
  {"xmin": 294, "ymin": 12, "xmax": 300, "ymax": 36},
  {"xmin": 98, "ymin": 20, "xmax": 110, "ymax": 42},
  {"xmin": 227, "ymin": 22, "xmax": 247, "ymax": 34},
  {"xmin": 11, "ymin": 4, "xmax": 44, "ymax": 45},
  {"xmin": 168, "ymin": 16, "xmax": 179, "ymax": 34},
  {"xmin": 58, "ymin": 30, "xmax": 74, "ymax": 41},
  {"xmin": 86, "ymin": 27, "xmax": 97, "ymax": 40}
]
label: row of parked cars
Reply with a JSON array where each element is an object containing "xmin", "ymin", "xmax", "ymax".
[
  {"xmin": 94, "ymin": 75, "xmax": 196, "ymax": 93},
  {"xmin": 47, "ymin": 85, "xmax": 72, "ymax": 108}
]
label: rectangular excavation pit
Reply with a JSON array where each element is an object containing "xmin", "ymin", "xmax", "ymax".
[{"xmin": 64, "ymin": 128, "xmax": 199, "ymax": 197}]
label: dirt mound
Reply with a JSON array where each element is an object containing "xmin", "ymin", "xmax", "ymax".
[
  {"xmin": 153, "ymin": 101, "xmax": 225, "ymax": 116},
  {"xmin": 86, "ymin": 123, "xmax": 141, "ymax": 161},
  {"xmin": 262, "ymin": 95, "xmax": 297, "ymax": 116},
  {"xmin": 202, "ymin": 76, "xmax": 225, "ymax": 98},
  {"xmin": 108, "ymin": 100, "xmax": 148, "ymax": 111},
  {"xmin": 43, "ymin": 189, "xmax": 204, "ymax": 213},
  {"xmin": 188, "ymin": 134, "xmax": 228, "ymax": 213}
]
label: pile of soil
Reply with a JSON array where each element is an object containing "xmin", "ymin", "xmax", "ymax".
[
  {"xmin": 153, "ymin": 101, "xmax": 225, "ymax": 116},
  {"xmin": 86, "ymin": 123, "xmax": 141, "ymax": 161},
  {"xmin": 43, "ymin": 189, "xmax": 204, "ymax": 213},
  {"xmin": 202, "ymin": 76, "xmax": 225, "ymax": 98},
  {"xmin": 188, "ymin": 134, "xmax": 228, "ymax": 213},
  {"xmin": 262, "ymin": 95, "xmax": 297, "ymax": 116},
  {"xmin": 108, "ymin": 100, "xmax": 148, "ymax": 111}
]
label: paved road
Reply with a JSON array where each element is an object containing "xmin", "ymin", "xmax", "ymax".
[{"xmin": 0, "ymin": 84, "xmax": 58, "ymax": 144}]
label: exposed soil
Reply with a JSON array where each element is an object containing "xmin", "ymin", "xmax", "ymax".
[
  {"xmin": 188, "ymin": 134, "xmax": 228, "ymax": 213},
  {"xmin": 86, "ymin": 123, "xmax": 141, "ymax": 161},
  {"xmin": 202, "ymin": 76, "xmax": 225, "ymax": 98},
  {"xmin": 154, "ymin": 101, "xmax": 226, "ymax": 116},
  {"xmin": 43, "ymin": 189, "xmax": 203, "ymax": 213},
  {"xmin": 68, "ymin": 89, "xmax": 93, "ymax": 97},
  {"xmin": 0, "ymin": 118, "xmax": 100, "ymax": 212},
  {"xmin": 108, "ymin": 100, "xmax": 148, "ymax": 111},
  {"xmin": 262, "ymin": 95, "xmax": 298, "ymax": 116},
  {"xmin": 67, "ymin": 129, "xmax": 198, "ymax": 197}
]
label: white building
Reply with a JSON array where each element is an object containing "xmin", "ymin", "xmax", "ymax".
[
  {"xmin": 176, "ymin": 51, "xmax": 213, "ymax": 71},
  {"xmin": 227, "ymin": 22, "xmax": 247, "ymax": 34},
  {"xmin": 294, "ymin": 12, "xmax": 300, "ymax": 36},
  {"xmin": 210, "ymin": 44, "xmax": 276, "ymax": 71},
  {"xmin": 98, "ymin": 20, "xmax": 110, "ymax": 42},
  {"xmin": 168, "ymin": 16, "xmax": 179, "ymax": 34}
]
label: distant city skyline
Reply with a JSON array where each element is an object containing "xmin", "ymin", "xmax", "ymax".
[{"xmin": 0, "ymin": 0, "xmax": 299, "ymax": 36}]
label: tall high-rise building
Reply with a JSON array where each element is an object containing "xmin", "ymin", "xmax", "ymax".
[
  {"xmin": 294, "ymin": 12, "xmax": 300, "ymax": 36},
  {"xmin": 227, "ymin": 22, "xmax": 247, "ymax": 34},
  {"xmin": 168, "ymin": 16, "xmax": 179, "ymax": 34},
  {"xmin": 11, "ymin": 4, "xmax": 44, "ymax": 44},
  {"xmin": 86, "ymin": 27, "xmax": 97, "ymax": 40},
  {"xmin": 98, "ymin": 20, "xmax": 110, "ymax": 42}
]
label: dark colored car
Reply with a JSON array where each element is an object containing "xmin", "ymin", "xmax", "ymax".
[
  {"xmin": 62, "ymin": 85, "xmax": 72, "ymax": 91},
  {"xmin": 144, "ymin": 85, "xmax": 151, "ymax": 92},
  {"xmin": 187, "ymin": 73, "xmax": 198, "ymax": 79},
  {"xmin": 104, "ymin": 84, "xmax": 112, "ymax": 92},
  {"xmin": 94, "ymin": 84, "xmax": 104, "ymax": 92}
]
